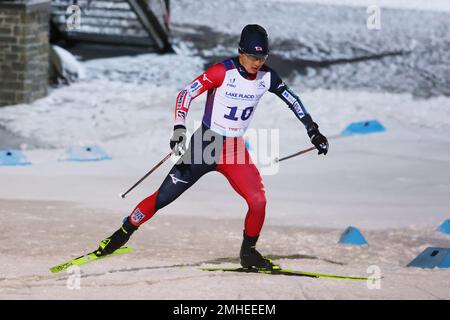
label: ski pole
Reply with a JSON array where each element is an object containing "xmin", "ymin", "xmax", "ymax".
[
  {"xmin": 275, "ymin": 133, "xmax": 343, "ymax": 163},
  {"xmin": 275, "ymin": 120, "xmax": 386, "ymax": 163},
  {"xmin": 120, "ymin": 151, "xmax": 173, "ymax": 199},
  {"xmin": 275, "ymin": 146, "xmax": 317, "ymax": 163}
]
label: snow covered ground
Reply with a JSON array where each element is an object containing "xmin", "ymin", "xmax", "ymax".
[
  {"xmin": 0, "ymin": 0, "xmax": 449, "ymax": 300},
  {"xmin": 1, "ymin": 199, "xmax": 449, "ymax": 300},
  {"xmin": 265, "ymin": 0, "xmax": 450, "ymax": 13}
]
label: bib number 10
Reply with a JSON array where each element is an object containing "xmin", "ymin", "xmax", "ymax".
[{"xmin": 224, "ymin": 106, "xmax": 254, "ymax": 121}]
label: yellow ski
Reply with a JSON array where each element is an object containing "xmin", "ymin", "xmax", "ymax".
[
  {"xmin": 200, "ymin": 266, "xmax": 371, "ymax": 281},
  {"xmin": 50, "ymin": 246, "xmax": 131, "ymax": 273}
]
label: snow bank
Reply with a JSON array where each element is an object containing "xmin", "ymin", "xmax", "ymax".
[{"xmin": 50, "ymin": 45, "xmax": 86, "ymax": 83}]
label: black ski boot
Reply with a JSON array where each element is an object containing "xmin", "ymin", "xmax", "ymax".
[
  {"xmin": 95, "ymin": 218, "xmax": 138, "ymax": 257},
  {"xmin": 240, "ymin": 232, "xmax": 277, "ymax": 270}
]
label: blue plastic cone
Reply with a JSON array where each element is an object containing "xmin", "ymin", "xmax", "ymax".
[
  {"xmin": 61, "ymin": 145, "xmax": 111, "ymax": 162},
  {"xmin": 436, "ymin": 219, "xmax": 450, "ymax": 235},
  {"xmin": 338, "ymin": 226, "xmax": 368, "ymax": 245},
  {"xmin": 341, "ymin": 120, "xmax": 386, "ymax": 136},
  {"xmin": 0, "ymin": 149, "xmax": 31, "ymax": 166},
  {"xmin": 407, "ymin": 247, "xmax": 450, "ymax": 269},
  {"xmin": 245, "ymin": 138, "xmax": 251, "ymax": 151}
]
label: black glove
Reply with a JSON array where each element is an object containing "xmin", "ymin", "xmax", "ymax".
[
  {"xmin": 170, "ymin": 125, "xmax": 187, "ymax": 156},
  {"xmin": 307, "ymin": 123, "xmax": 329, "ymax": 155}
]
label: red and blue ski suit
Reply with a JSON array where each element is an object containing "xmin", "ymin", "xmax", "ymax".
[{"xmin": 127, "ymin": 57, "xmax": 315, "ymax": 237}]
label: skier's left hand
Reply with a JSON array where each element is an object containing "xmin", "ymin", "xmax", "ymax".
[{"xmin": 307, "ymin": 123, "xmax": 329, "ymax": 155}]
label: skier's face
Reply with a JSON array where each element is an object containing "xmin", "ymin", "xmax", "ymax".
[{"xmin": 239, "ymin": 53, "xmax": 267, "ymax": 74}]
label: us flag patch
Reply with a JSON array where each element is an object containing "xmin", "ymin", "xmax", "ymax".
[{"xmin": 130, "ymin": 208, "xmax": 145, "ymax": 223}]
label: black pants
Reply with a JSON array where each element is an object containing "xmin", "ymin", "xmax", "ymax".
[{"xmin": 128, "ymin": 124, "xmax": 267, "ymax": 237}]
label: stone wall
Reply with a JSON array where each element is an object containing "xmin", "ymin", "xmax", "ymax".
[{"xmin": 0, "ymin": 0, "xmax": 51, "ymax": 107}]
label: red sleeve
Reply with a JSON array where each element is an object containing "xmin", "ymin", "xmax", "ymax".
[
  {"xmin": 192, "ymin": 63, "xmax": 226, "ymax": 95},
  {"xmin": 174, "ymin": 63, "xmax": 226, "ymax": 125}
]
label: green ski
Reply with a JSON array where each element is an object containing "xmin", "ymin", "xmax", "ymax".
[
  {"xmin": 200, "ymin": 266, "xmax": 371, "ymax": 281},
  {"xmin": 50, "ymin": 246, "xmax": 132, "ymax": 274}
]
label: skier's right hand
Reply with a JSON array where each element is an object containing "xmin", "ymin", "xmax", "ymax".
[{"xmin": 170, "ymin": 125, "xmax": 187, "ymax": 156}]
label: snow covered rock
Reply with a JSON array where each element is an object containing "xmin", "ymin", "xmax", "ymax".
[{"xmin": 49, "ymin": 45, "xmax": 86, "ymax": 85}]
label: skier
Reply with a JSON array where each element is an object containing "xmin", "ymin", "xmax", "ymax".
[{"xmin": 95, "ymin": 24, "xmax": 328, "ymax": 269}]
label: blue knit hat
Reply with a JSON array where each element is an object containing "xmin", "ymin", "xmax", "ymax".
[{"xmin": 238, "ymin": 24, "xmax": 269, "ymax": 57}]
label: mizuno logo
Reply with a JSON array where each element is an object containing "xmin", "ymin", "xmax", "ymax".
[
  {"xmin": 203, "ymin": 74, "xmax": 213, "ymax": 83},
  {"xmin": 170, "ymin": 174, "xmax": 188, "ymax": 185}
]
